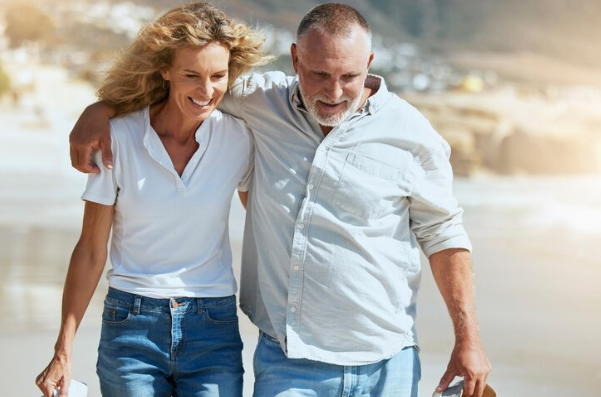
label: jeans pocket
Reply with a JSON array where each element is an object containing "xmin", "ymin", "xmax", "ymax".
[
  {"xmin": 204, "ymin": 300, "xmax": 238, "ymax": 325},
  {"xmin": 101, "ymin": 300, "xmax": 132, "ymax": 325}
]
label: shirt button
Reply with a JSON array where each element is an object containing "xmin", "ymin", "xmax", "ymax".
[
  {"xmin": 298, "ymin": 224, "xmax": 305, "ymax": 229},
  {"xmin": 290, "ymin": 306, "xmax": 297, "ymax": 312},
  {"xmin": 308, "ymin": 184, "xmax": 314, "ymax": 190},
  {"xmin": 293, "ymin": 265, "xmax": 300, "ymax": 271}
]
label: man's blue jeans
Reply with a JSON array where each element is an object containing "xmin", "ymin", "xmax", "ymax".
[
  {"xmin": 96, "ymin": 287, "xmax": 244, "ymax": 397},
  {"xmin": 253, "ymin": 332, "xmax": 420, "ymax": 397}
]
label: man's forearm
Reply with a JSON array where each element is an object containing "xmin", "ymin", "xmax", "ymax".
[
  {"xmin": 69, "ymin": 101, "xmax": 116, "ymax": 146},
  {"xmin": 430, "ymin": 248, "xmax": 491, "ymax": 396},
  {"xmin": 429, "ymin": 248, "xmax": 481, "ymax": 342},
  {"xmin": 83, "ymin": 101, "xmax": 117, "ymax": 121},
  {"xmin": 69, "ymin": 100, "xmax": 117, "ymax": 173}
]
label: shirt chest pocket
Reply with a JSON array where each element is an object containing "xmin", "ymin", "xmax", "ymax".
[{"xmin": 332, "ymin": 152, "xmax": 413, "ymax": 219}]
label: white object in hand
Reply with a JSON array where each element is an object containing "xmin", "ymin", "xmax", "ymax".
[
  {"xmin": 432, "ymin": 379, "xmax": 464, "ymax": 397},
  {"xmin": 48, "ymin": 379, "xmax": 88, "ymax": 397}
]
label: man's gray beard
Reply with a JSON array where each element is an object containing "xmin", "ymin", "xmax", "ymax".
[{"xmin": 299, "ymin": 84, "xmax": 363, "ymax": 127}]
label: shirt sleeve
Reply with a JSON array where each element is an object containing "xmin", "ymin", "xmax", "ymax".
[
  {"xmin": 409, "ymin": 137, "xmax": 472, "ymax": 257},
  {"xmin": 237, "ymin": 125, "xmax": 255, "ymax": 192},
  {"xmin": 80, "ymin": 134, "xmax": 118, "ymax": 205},
  {"xmin": 218, "ymin": 76, "xmax": 250, "ymax": 120}
]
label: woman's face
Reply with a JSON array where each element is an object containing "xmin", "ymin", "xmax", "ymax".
[{"xmin": 161, "ymin": 43, "xmax": 230, "ymax": 122}]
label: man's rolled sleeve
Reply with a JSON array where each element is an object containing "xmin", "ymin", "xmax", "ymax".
[{"xmin": 409, "ymin": 140, "xmax": 472, "ymax": 258}]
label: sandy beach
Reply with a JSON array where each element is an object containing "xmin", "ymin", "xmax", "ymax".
[{"xmin": 1, "ymin": 66, "xmax": 600, "ymax": 396}]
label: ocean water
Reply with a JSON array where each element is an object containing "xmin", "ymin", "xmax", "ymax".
[
  {"xmin": 454, "ymin": 174, "xmax": 601, "ymax": 267},
  {"xmin": 456, "ymin": 175, "xmax": 601, "ymax": 236}
]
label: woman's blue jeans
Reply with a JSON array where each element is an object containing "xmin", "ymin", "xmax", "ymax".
[{"xmin": 96, "ymin": 287, "xmax": 244, "ymax": 397}]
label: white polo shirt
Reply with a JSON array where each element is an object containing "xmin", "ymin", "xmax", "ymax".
[{"xmin": 82, "ymin": 106, "xmax": 253, "ymax": 298}]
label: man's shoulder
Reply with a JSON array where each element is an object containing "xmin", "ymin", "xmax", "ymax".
[
  {"xmin": 382, "ymin": 93, "xmax": 418, "ymax": 115},
  {"xmin": 367, "ymin": 76, "xmax": 429, "ymax": 126},
  {"xmin": 209, "ymin": 109, "xmax": 250, "ymax": 137},
  {"xmin": 376, "ymin": 94, "xmax": 449, "ymax": 155},
  {"xmin": 233, "ymin": 71, "xmax": 295, "ymax": 98},
  {"xmin": 377, "ymin": 94, "xmax": 431, "ymax": 130},
  {"xmin": 223, "ymin": 71, "xmax": 296, "ymax": 120}
]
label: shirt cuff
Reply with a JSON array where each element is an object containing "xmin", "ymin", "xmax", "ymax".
[
  {"xmin": 81, "ymin": 193, "xmax": 116, "ymax": 206},
  {"xmin": 421, "ymin": 228, "xmax": 473, "ymax": 258}
]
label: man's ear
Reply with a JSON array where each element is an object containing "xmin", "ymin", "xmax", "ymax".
[
  {"xmin": 291, "ymin": 43, "xmax": 299, "ymax": 75},
  {"xmin": 366, "ymin": 50, "xmax": 374, "ymax": 71}
]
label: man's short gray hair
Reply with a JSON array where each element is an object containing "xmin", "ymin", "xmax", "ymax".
[{"xmin": 296, "ymin": 3, "xmax": 372, "ymax": 41}]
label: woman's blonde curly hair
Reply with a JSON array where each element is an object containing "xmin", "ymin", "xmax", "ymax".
[{"xmin": 97, "ymin": 1, "xmax": 273, "ymax": 116}]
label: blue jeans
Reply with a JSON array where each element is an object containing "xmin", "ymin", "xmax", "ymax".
[
  {"xmin": 253, "ymin": 333, "xmax": 420, "ymax": 397},
  {"xmin": 96, "ymin": 287, "xmax": 243, "ymax": 397}
]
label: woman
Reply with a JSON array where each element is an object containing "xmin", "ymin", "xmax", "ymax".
[{"xmin": 35, "ymin": 2, "xmax": 272, "ymax": 396}]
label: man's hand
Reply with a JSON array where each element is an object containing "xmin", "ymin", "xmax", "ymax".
[
  {"xmin": 436, "ymin": 339, "xmax": 491, "ymax": 397},
  {"xmin": 69, "ymin": 101, "xmax": 115, "ymax": 174}
]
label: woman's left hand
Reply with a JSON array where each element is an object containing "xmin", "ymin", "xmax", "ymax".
[{"xmin": 36, "ymin": 353, "xmax": 72, "ymax": 397}]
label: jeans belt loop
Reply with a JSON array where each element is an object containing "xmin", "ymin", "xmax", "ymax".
[
  {"xmin": 196, "ymin": 298, "xmax": 204, "ymax": 314},
  {"xmin": 133, "ymin": 296, "xmax": 142, "ymax": 314}
]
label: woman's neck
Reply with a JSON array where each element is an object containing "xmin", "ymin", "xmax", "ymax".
[
  {"xmin": 149, "ymin": 100, "xmax": 202, "ymax": 143},
  {"xmin": 148, "ymin": 99, "xmax": 203, "ymax": 176}
]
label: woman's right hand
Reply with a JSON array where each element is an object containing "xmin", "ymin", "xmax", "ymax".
[{"xmin": 36, "ymin": 354, "xmax": 72, "ymax": 397}]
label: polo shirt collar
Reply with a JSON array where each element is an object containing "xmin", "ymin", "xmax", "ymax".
[{"xmin": 141, "ymin": 106, "xmax": 213, "ymax": 186}]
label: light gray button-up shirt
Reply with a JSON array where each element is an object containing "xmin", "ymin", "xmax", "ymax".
[{"xmin": 221, "ymin": 72, "xmax": 472, "ymax": 365}]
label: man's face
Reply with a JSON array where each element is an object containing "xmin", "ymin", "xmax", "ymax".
[{"xmin": 291, "ymin": 25, "xmax": 374, "ymax": 127}]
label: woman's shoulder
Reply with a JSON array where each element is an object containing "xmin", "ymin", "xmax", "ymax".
[{"xmin": 109, "ymin": 107, "xmax": 148, "ymax": 143}]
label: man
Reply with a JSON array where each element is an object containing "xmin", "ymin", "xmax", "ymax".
[{"xmin": 69, "ymin": 3, "xmax": 491, "ymax": 396}]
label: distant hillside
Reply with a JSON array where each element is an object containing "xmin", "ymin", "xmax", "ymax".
[
  {"xmin": 213, "ymin": 0, "xmax": 601, "ymax": 84},
  {"xmin": 11, "ymin": 0, "xmax": 600, "ymax": 85},
  {"xmin": 15, "ymin": 0, "xmax": 601, "ymax": 63}
]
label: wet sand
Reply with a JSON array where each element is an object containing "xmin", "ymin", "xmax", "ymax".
[{"xmin": 1, "ymin": 65, "xmax": 600, "ymax": 396}]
